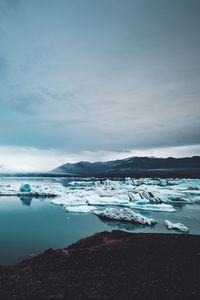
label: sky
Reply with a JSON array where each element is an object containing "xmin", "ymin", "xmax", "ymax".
[{"xmin": 0, "ymin": 0, "xmax": 199, "ymax": 172}]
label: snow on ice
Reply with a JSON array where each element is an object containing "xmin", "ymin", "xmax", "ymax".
[
  {"xmin": 95, "ymin": 207, "xmax": 157, "ymax": 226},
  {"xmin": 0, "ymin": 178, "xmax": 200, "ymax": 229}
]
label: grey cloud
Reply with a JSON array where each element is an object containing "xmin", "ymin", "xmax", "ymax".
[
  {"xmin": 7, "ymin": 93, "xmax": 46, "ymax": 115},
  {"xmin": 0, "ymin": 0, "xmax": 199, "ymax": 154},
  {"xmin": 0, "ymin": 0, "xmax": 20, "ymax": 21},
  {"xmin": 0, "ymin": 56, "xmax": 8, "ymax": 79}
]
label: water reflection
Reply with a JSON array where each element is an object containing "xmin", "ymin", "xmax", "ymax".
[
  {"xmin": 96, "ymin": 215, "xmax": 156, "ymax": 231},
  {"xmin": 171, "ymin": 202, "xmax": 186, "ymax": 210},
  {"xmin": 19, "ymin": 196, "xmax": 32, "ymax": 206}
]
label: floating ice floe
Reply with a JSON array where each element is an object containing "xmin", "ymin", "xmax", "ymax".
[
  {"xmin": 51, "ymin": 198, "xmax": 69, "ymax": 206},
  {"xmin": 130, "ymin": 201, "xmax": 176, "ymax": 212},
  {"xmin": 1, "ymin": 178, "xmax": 200, "ymax": 210},
  {"xmin": 164, "ymin": 220, "xmax": 189, "ymax": 232},
  {"xmin": 94, "ymin": 207, "xmax": 157, "ymax": 226},
  {"xmin": 65, "ymin": 205, "xmax": 96, "ymax": 213},
  {"xmin": 86, "ymin": 195, "xmax": 130, "ymax": 206}
]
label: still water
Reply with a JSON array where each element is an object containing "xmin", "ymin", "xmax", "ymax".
[
  {"xmin": 0, "ymin": 177, "xmax": 200, "ymax": 264},
  {"xmin": 0, "ymin": 194, "xmax": 111, "ymax": 265}
]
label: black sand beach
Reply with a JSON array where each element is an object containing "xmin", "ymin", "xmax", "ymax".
[{"xmin": 0, "ymin": 230, "xmax": 200, "ymax": 299}]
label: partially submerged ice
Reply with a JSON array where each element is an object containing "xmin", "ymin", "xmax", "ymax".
[
  {"xmin": 94, "ymin": 207, "xmax": 157, "ymax": 226},
  {"xmin": 20, "ymin": 183, "xmax": 31, "ymax": 192},
  {"xmin": 164, "ymin": 220, "xmax": 189, "ymax": 233}
]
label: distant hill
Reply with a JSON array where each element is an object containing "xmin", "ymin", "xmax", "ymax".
[{"xmin": 52, "ymin": 156, "xmax": 200, "ymax": 178}]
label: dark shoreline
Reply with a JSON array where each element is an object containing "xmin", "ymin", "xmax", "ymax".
[{"xmin": 0, "ymin": 230, "xmax": 200, "ymax": 299}]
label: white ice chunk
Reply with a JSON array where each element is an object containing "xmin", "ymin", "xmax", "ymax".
[
  {"xmin": 159, "ymin": 179, "xmax": 167, "ymax": 186},
  {"xmin": 164, "ymin": 220, "xmax": 189, "ymax": 232},
  {"xmin": 65, "ymin": 205, "xmax": 96, "ymax": 213},
  {"xmin": 130, "ymin": 202, "xmax": 176, "ymax": 212},
  {"xmin": 51, "ymin": 198, "xmax": 68, "ymax": 206},
  {"xmin": 86, "ymin": 195, "xmax": 130, "ymax": 206},
  {"xmin": 94, "ymin": 207, "xmax": 157, "ymax": 226},
  {"xmin": 128, "ymin": 192, "xmax": 143, "ymax": 202}
]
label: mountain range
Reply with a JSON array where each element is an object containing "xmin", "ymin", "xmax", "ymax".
[{"xmin": 52, "ymin": 156, "xmax": 200, "ymax": 178}]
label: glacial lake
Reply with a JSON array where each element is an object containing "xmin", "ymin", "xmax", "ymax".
[{"xmin": 0, "ymin": 176, "xmax": 200, "ymax": 264}]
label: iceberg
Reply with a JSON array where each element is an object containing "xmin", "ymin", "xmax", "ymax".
[
  {"xmin": 94, "ymin": 207, "xmax": 157, "ymax": 226},
  {"xmin": 1, "ymin": 178, "xmax": 200, "ymax": 212},
  {"xmin": 164, "ymin": 220, "xmax": 189, "ymax": 232},
  {"xmin": 139, "ymin": 191, "xmax": 164, "ymax": 203},
  {"xmin": 20, "ymin": 183, "xmax": 31, "ymax": 192},
  {"xmin": 128, "ymin": 192, "xmax": 142, "ymax": 202}
]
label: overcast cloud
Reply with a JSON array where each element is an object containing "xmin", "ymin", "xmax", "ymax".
[{"xmin": 0, "ymin": 0, "xmax": 199, "ymax": 171}]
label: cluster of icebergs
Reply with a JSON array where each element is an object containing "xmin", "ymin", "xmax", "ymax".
[
  {"xmin": 1, "ymin": 178, "xmax": 199, "ymax": 232},
  {"xmin": 95, "ymin": 208, "xmax": 189, "ymax": 232},
  {"xmin": 50, "ymin": 177, "xmax": 200, "ymax": 212}
]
